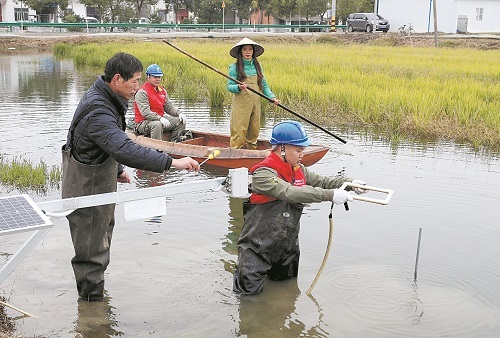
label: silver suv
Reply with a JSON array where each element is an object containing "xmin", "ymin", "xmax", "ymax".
[{"xmin": 347, "ymin": 13, "xmax": 390, "ymax": 33}]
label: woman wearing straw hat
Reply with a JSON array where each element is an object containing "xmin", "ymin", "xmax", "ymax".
[{"xmin": 227, "ymin": 37, "xmax": 279, "ymax": 149}]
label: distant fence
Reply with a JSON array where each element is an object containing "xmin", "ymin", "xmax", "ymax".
[{"xmin": 0, "ymin": 21, "xmax": 347, "ymax": 33}]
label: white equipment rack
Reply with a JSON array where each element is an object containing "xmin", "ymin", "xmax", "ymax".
[{"xmin": 0, "ymin": 168, "xmax": 250, "ymax": 285}]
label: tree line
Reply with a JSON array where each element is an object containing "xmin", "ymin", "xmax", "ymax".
[{"xmin": 20, "ymin": 0, "xmax": 374, "ymax": 25}]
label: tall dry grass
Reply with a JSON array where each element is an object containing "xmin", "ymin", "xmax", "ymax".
[{"xmin": 53, "ymin": 38, "xmax": 500, "ymax": 151}]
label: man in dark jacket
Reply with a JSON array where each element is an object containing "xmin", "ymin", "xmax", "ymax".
[{"xmin": 62, "ymin": 52, "xmax": 199, "ymax": 301}]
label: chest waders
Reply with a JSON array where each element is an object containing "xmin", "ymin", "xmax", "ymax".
[
  {"xmin": 61, "ymin": 106, "xmax": 119, "ymax": 300},
  {"xmin": 62, "ymin": 146, "xmax": 118, "ymax": 300},
  {"xmin": 230, "ymin": 75, "xmax": 261, "ymax": 150},
  {"xmin": 233, "ymin": 200, "xmax": 303, "ymax": 295}
]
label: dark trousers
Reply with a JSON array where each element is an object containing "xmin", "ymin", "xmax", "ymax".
[
  {"xmin": 233, "ymin": 200, "xmax": 303, "ymax": 294},
  {"xmin": 62, "ymin": 145, "xmax": 118, "ymax": 299}
]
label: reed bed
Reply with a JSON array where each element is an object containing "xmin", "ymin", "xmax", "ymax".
[
  {"xmin": 0, "ymin": 155, "xmax": 61, "ymax": 193},
  {"xmin": 53, "ymin": 39, "xmax": 500, "ymax": 151}
]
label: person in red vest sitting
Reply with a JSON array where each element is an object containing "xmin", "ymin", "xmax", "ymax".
[{"xmin": 133, "ymin": 64, "xmax": 186, "ymax": 141}]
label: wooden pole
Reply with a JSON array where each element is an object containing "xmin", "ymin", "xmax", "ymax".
[
  {"xmin": 433, "ymin": 0, "xmax": 439, "ymax": 47},
  {"xmin": 0, "ymin": 300, "xmax": 36, "ymax": 317}
]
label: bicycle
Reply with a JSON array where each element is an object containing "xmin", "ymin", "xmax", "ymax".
[{"xmin": 398, "ymin": 23, "xmax": 415, "ymax": 37}]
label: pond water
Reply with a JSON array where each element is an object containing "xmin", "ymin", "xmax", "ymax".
[{"xmin": 1, "ymin": 53, "xmax": 499, "ymax": 337}]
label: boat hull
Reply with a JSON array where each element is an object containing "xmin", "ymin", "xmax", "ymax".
[{"xmin": 127, "ymin": 130, "xmax": 329, "ymax": 169}]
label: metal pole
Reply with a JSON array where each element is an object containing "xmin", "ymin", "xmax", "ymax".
[
  {"xmin": 427, "ymin": 0, "xmax": 432, "ymax": 32},
  {"xmin": 433, "ymin": 0, "xmax": 439, "ymax": 47},
  {"xmin": 222, "ymin": 1, "xmax": 225, "ymax": 32},
  {"xmin": 20, "ymin": 0, "xmax": 23, "ymax": 32},
  {"xmin": 414, "ymin": 228, "xmax": 422, "ymax": 282}
]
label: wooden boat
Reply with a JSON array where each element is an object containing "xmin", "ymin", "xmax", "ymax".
[{"xmin": 126, "ymin": 130, "xmax": 329, "ymax": 169}]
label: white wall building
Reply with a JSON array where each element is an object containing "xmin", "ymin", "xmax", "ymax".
[
  {"xmin": 377, "ymin": 0, "xmax": 500, "ymax": 33},
  {"xmin": 1, "ymin": 0, "xmax": 177, "ymax": 23},
  {"xmin": 1, "ymin": 0, "xmax": 37, "ymax": 22}
]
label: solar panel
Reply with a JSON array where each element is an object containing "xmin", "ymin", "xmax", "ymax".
[{"xmin": 0, "ymin": 195, "xmax": 53, "ymax": 236}]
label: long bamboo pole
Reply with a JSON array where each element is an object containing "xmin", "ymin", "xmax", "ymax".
[
  {"xmin": 0, "ymin": 300, "xmax": 36, "ymax": 317},
  {"xmin": 162, "ymin": 40, "xmax": 347, "ymax": 144}
]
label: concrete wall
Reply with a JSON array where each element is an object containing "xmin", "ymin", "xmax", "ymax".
[
  {"xmin": 455, "ymin": 0, "xmax": 500, "ymax": 33},
  {"xmin": 1, "ymin": 0, "xmax": 36, "ymax": 22},
  {"xmin": 378, "ymin": 0, "xmax": 500, "ymax": 33}
]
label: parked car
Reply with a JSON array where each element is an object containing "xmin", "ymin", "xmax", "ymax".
[
  {"xmin": 84, "ymin": 17, "xmax": 98, "ymax": 24},
  {"xmin": 139, "ymin": 17, "xmax": 151, "ymax": 24},
  {"xmin": 347, "ymin": 13, "xmax": 390, "ymax": 33}
]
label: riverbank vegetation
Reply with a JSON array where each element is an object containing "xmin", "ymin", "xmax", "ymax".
[
  {"xmin": 0, "ymin": 155, "xmax": 61, "ymax": 192},
  {"xmin": 53, "ymin": 36, "xmax": 500, "ymax": 151}
]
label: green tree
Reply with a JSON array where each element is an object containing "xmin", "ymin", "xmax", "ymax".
[
  {"xmin": 232, "ymin": 0, "xmax": 250, "ymax": 24},
  {"xmin": 21, "ymin": 0, "xmax": 69, "ymax": 13},
  {"xmin": 192, "ymin": 0, "xmax": 223, "ymax": 24},
  {"xmin": 129, "ymin": 0, "xmax": 158, "ymax": 21},
  {"xmin": 295, "ymin": 0, "xmax": 327, "ymax": 22},
  {"xmin": 268, "ymin": 0, "xmax": 296, "ymax": 23},
  {"xmin": 79, "ymin": 0, "xmax": 135, "ymax": 23}
]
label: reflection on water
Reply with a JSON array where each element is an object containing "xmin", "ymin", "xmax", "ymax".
[
  {"xmin": 1, "ymin": 53, "xmax": 500, "ymax": 337},
  {"xmin": 74, "ymin": 293, "xmax": 123, "ymax": 337},
  {"xmin": 134, "ymin": 169, "xmax": 170, "ymax": 188},
  {"xmin": 237, "ymin": 279, "xmax": 328, "ymax": 337},
  {"xmin": 221, "ymin": 197, "xmax": 244, "ymax": 274}
]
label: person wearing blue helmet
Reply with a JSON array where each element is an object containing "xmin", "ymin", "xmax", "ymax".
[
  {"xmin": 133, "ymin": 64, "xmax": 188, "ymax": 141},
  {"xmin": 233, "ymin": 120, "xmax": 368, "ymax": 295}
]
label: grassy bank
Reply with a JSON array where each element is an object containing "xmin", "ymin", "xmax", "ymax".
[
  {"xmin": 0, "ymin": 155, "xmax": 61, "ymax": 193},
  {"xmin": 53, "ymin": 36, "xmax": 500, "ymax": 151}
]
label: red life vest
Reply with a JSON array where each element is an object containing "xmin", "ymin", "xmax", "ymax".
[
  {"xmin": 134, "ymin": 82, "xmax": 167, "ymax": 123},
  {"xmin": 250, "ymin": 152, "xmax": 306, "ymax": 204}
]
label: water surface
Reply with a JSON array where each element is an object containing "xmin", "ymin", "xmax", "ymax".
[{"xmin": 1, "ymin": 53, "xmax": 499, "ymax": 337}]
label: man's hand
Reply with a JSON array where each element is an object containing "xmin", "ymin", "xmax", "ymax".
[
  {"xmin": 160, "ymin": 117, "xmax": 171, "ymax": 129},
  {"xmin": 117, "ymin": 171, "xmax": 131, "ymax": 183},
  {"xmin": 178, "ymin": 113, "xmax": 186, "ymax": 123},
  {"xmin": 170, "ymin": 157, "xmax": 200, "ymax": 172}
]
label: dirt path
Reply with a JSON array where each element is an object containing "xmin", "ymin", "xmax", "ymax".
[{"xmin": 1, "ymin": 31, "xmax": 499, "ymax": 51}]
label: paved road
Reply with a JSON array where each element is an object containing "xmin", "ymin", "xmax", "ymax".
[{"xmin": 1, "ymin": 28, "xmax": 499, "ymax": 40}]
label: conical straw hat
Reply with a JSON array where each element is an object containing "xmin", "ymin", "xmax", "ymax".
[{"xmin": 229, "ymin": 37, "xmax": 265, "ymax": 58}]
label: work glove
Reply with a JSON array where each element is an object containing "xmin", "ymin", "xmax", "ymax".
[
  {"xmin": 332, "ymin": 189, "xmax": 353, "ymax": 205},
  {"xmin": 351, "ymin": 180, "xmax": 368, "ymax": 195},
  {"xmin": 160, "ymin": 117, "xmax": 171, "ymax": 129},
  {"xmin": 178, "ymin": 113, "xmax": 186, "ymax": 123}
]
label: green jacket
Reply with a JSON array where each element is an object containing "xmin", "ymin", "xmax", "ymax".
[
  {"xmin": 251, "ymin": 164, "xmax": 352, "ymax": 204},
  {"xmin": 227, "ymin": 59, "xmax": 275, "ymax": 99}
]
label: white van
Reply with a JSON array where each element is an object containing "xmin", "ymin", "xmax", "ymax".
[{"xmin": 84, "ymin": 17, "xmax": 98, "ymax": 24}]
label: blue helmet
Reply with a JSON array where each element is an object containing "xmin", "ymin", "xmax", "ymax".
[
  {"xmin": 270, "ymin": 121, "xmax": 311, "ymax": 147},
  {"xmin": 146, "ymin": 64, "xmax": 163, "ymax": 76}
]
